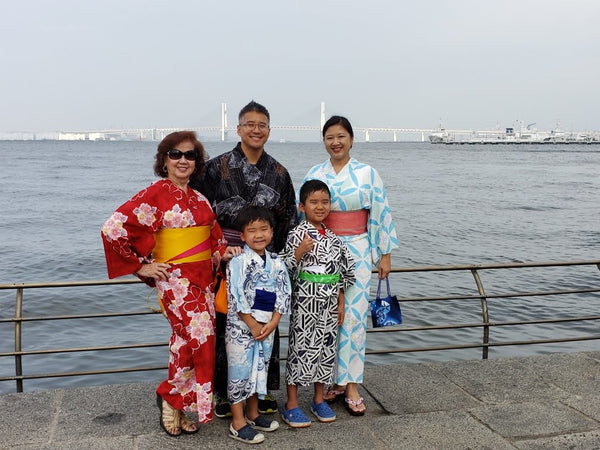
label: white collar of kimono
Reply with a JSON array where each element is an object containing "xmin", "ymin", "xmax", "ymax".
[{"xmin": 243, "ymin": 244, "xmax": 271, "ymax": 267}]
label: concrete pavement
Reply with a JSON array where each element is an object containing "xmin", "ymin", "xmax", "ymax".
[{"xmin": 1, "ymin": 351, "xmax": 599, "ymax": 449}]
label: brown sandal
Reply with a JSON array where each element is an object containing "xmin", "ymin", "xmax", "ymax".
[
  {"xmin": 156, "ymin": 394, "xmax": 181, "ymax": 437},
  {"xmin": 179, "ymin": 413, "xmax": 199, "ymax": 434}
]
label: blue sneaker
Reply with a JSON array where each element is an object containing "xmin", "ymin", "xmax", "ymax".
[
  {"xmin": 310, "ymin": 401, "xmax": 336, "ymax": 423},
  {"xmin": 280, "ymin": 403, "xmax": 311, "ymax": 428},
  {"xmin": 229, "ymin": 424, "xmax": 265, "ymax": 444}
]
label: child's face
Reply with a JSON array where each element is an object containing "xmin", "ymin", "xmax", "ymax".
[
  {"xmin": 240, "ymin": 219, "xmax": 273, "ymax": 255},
  {"xmin": 299, "ymin": 189, "xmax": 331, "ymax": 227}
]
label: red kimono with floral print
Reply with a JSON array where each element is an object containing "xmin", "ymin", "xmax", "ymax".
[{"xmin": 101, "ymin": 179, "xmax": 226, "ymax": 422}]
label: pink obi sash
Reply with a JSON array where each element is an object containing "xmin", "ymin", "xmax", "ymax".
[
  {"xmin": 323, "ymin": 209, "xmax": 369, "ymax": 236},
  {"xmin": 152, "ymin": 226, "xmax": 211, "ymax": 264}
]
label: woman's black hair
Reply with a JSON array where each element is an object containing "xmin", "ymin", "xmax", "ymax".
[{"xmin": 322, "ymin": 115, "xmax": 354, "ymax": 138}]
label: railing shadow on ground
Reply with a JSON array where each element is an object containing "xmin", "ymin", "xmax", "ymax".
[{"xmin": 1, "ymin": 259, "xmax": 600, "ymax": 393}]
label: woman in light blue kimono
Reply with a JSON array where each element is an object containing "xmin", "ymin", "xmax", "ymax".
[{"xmin": 302, "ymin": 116, "xmax": 398, "ymax": 416}]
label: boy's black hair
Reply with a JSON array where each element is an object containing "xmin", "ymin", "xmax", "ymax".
[
  {"xmin": 299, "ymin": 179, "xmax": 331, "ymax": 204},
  {"xmin": 234, "ymin": 206, "xmax": 275, "ymax": 231}
]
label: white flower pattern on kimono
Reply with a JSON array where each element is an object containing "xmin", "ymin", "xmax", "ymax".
[
  {"xmin": 192, "ymin": 382, "xmax": 213, "ymax": 418},
  {"xmin": 163, "ymin": 204, "xmax": 196, "ymax": 228},
  {"xmin": 133, "ymin": 203, "xmax": 157, "ymax": 226},
  {"xmin": 169, "ymin": 334, "xmax": 187, "ymax": 364},
  {"xmin": 188, "ymin": 310, "xmax": 213, "ymax": 345},
  {"xmin": 204, "ymin": 286, "xmax": 216, "ymax": 316},
  {"xmin": 169, "ymin": 365, "xmax": 195, "ymax": 396},
  {"xmin": 101, "ymin": 212, "xmax": 128, "ymax": 241},
  {"xmin": 158, "ymin": 269, "xmax": 189, "ymax": 320}
]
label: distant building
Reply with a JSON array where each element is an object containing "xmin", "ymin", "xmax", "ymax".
[
  {"xmin": 88, "ymin": 132, "xmax": 106, "ymax": 141},
  {"xmin": 58, "ymin": 132, "xmax": 86, "ymax": 141}
]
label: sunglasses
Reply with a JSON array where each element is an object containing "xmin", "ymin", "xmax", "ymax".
[{"xmin": 167, "ymin": 149, "xmax": 198, "ymax": 160}]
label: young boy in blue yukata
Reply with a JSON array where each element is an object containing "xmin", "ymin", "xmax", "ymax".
[
  {"xmin": 225, "ymin": 206, "xmax": 292, "ymax": 444},
  {"xmin": 280, "ymin": 180, "xmax": 355, "ymax": 427}
]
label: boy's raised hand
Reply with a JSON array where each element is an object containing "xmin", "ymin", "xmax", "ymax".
[{"xmin": 295, "ymin": 232, "xmax": 314, "ymax": 262}]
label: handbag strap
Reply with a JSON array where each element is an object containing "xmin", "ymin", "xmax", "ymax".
[{"xmin": 375, "ymin": 277, "xmax": 392, "ymax": 299}]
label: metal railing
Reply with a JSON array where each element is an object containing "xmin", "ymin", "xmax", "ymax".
[{"xmin": 1, "ymin": 259, "xmax": 599, "ymax": 393}]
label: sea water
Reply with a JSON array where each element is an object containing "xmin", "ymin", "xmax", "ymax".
[{"xmin": 1, "ymin": 140, "xmax": 599, "ymax": 392}]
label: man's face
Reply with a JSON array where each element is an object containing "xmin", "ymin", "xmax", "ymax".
[{"xmin": 237, "ymin": 111, "xmax": 270, "ymax": 152}]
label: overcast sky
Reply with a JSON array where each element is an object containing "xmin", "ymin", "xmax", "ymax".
[{"xmin": 2, "ymin": 0, "xmax": 599, "ymax": 134}]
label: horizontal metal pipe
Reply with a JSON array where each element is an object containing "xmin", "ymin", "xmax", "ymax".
[{"xmin": 1, "ymin": 259, "xmax": 598, "ymax": 392}]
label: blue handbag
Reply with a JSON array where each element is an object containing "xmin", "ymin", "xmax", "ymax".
[{"xmin": 370, "ymin": 277, "xmax": 403, "ymax": 328}]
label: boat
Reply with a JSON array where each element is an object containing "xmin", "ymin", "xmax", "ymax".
[{"xmin": 429, "ymin": 122, "xmax": 600, "ymax": 145}]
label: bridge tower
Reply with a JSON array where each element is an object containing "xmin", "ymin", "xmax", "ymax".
[{"xmin": 221, "ymin": 102, "xmax": 228, "ymax": 142}]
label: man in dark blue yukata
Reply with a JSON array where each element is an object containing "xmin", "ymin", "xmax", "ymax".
[{"xmin": 190, "ymin": 100, "xmax": 298, "ymax": 418}]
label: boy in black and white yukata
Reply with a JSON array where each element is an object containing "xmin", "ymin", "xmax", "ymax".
[{"xmin": 280, "ymin": 179, "xmax": 355, "ymax": 428}]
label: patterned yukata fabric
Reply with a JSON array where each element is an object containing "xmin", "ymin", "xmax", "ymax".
[
  {"xmin": 190, "ymin": 143, "xmax": 298, "ymax": 393},
  {"xmin": 282, "ymin": 221, "xmax": 355, "ymax": 386},
  {"xmin": 192, "ymin": 143, "xmax": 298, "ymax": 253},
  {"xmin": 101, "ymin": 179, "xmax": 226, "ymax": 423},
  {"xmin": 303, "ymin": 158, "xmax": 398, "ymax": 384},
  {"xmin": 225, "ymin": 246, "xmax": 291, "ymax": 404}
]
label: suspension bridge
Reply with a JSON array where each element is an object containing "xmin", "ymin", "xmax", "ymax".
[{"xmin": 52, "ymin": 102, "xmax": 453, "ymax": 143}]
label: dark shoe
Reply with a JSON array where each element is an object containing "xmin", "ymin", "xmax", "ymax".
[
  {"xmin": 229, "ymin": 424, "xmax": 265, "ymax": 444},
  {"xmin": 246, "ymin": 414, "xmax": 279, "ymax": 432},
  {"xmin": 258, "ymin": 392, "xmax": 278, "ymax": 414},
  {"xmin": 214, "ymin": 394, "xmax": 232, "ymax": 418}
]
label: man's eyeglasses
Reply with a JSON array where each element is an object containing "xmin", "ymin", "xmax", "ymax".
[
  {"xmin": 167, "ymin": 149, "xmax": 198, "ymax": 160},
  {"xmin": 239, "ymin": 122, "xmax": 270, "ymax": 131}
]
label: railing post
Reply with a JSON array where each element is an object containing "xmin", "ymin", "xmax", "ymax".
[
  {"xmin": 14, "ymin": 288, "xmax": 23, "ymax": 392},
  {"xmin": 470, "ymin": 269, "xmax": 490, "ymax": 359}
]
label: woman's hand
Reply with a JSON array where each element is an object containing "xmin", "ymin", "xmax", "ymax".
[
  {"xmin": 222, "ymin": 245, "xmax": 243, "ymax": 262},
  {"xmin": 378, "ymin": 253, "xmax": 392, "ymax": 279},
  {"xmin": 136, "ymin": 262, "xmax": 171, "ymax": 281}
]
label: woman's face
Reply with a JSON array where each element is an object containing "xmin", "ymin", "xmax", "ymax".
[
  {"xmin": 165, "ymin": 140, "xmax": 196, "ymax": 186},
  {"xmin": 323, "ymin": 124, "xmax": 353, "ymax": 165}
]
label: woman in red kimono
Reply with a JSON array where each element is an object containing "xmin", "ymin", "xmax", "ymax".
[{"xmin": 101, "ymin": 131, "xmax": 239, "ymax": 437}]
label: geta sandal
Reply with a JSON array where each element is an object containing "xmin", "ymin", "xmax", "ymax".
[{"xmin": 344, "ymin": 396, "xmax": 366, "ymax": 416}]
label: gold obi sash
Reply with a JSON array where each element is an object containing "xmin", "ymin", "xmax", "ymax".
[
  {"xmin": 323, "ymin": 210, "xmax": 368, "ymax": 236},
  {"xmin": 152, "ymin": 226, "xmax": 211, "ymax": 264}
]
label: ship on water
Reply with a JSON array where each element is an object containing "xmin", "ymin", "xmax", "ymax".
[{"xmin": 429, "ymin": 121, "xmax": 600, "ymax": 144}]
